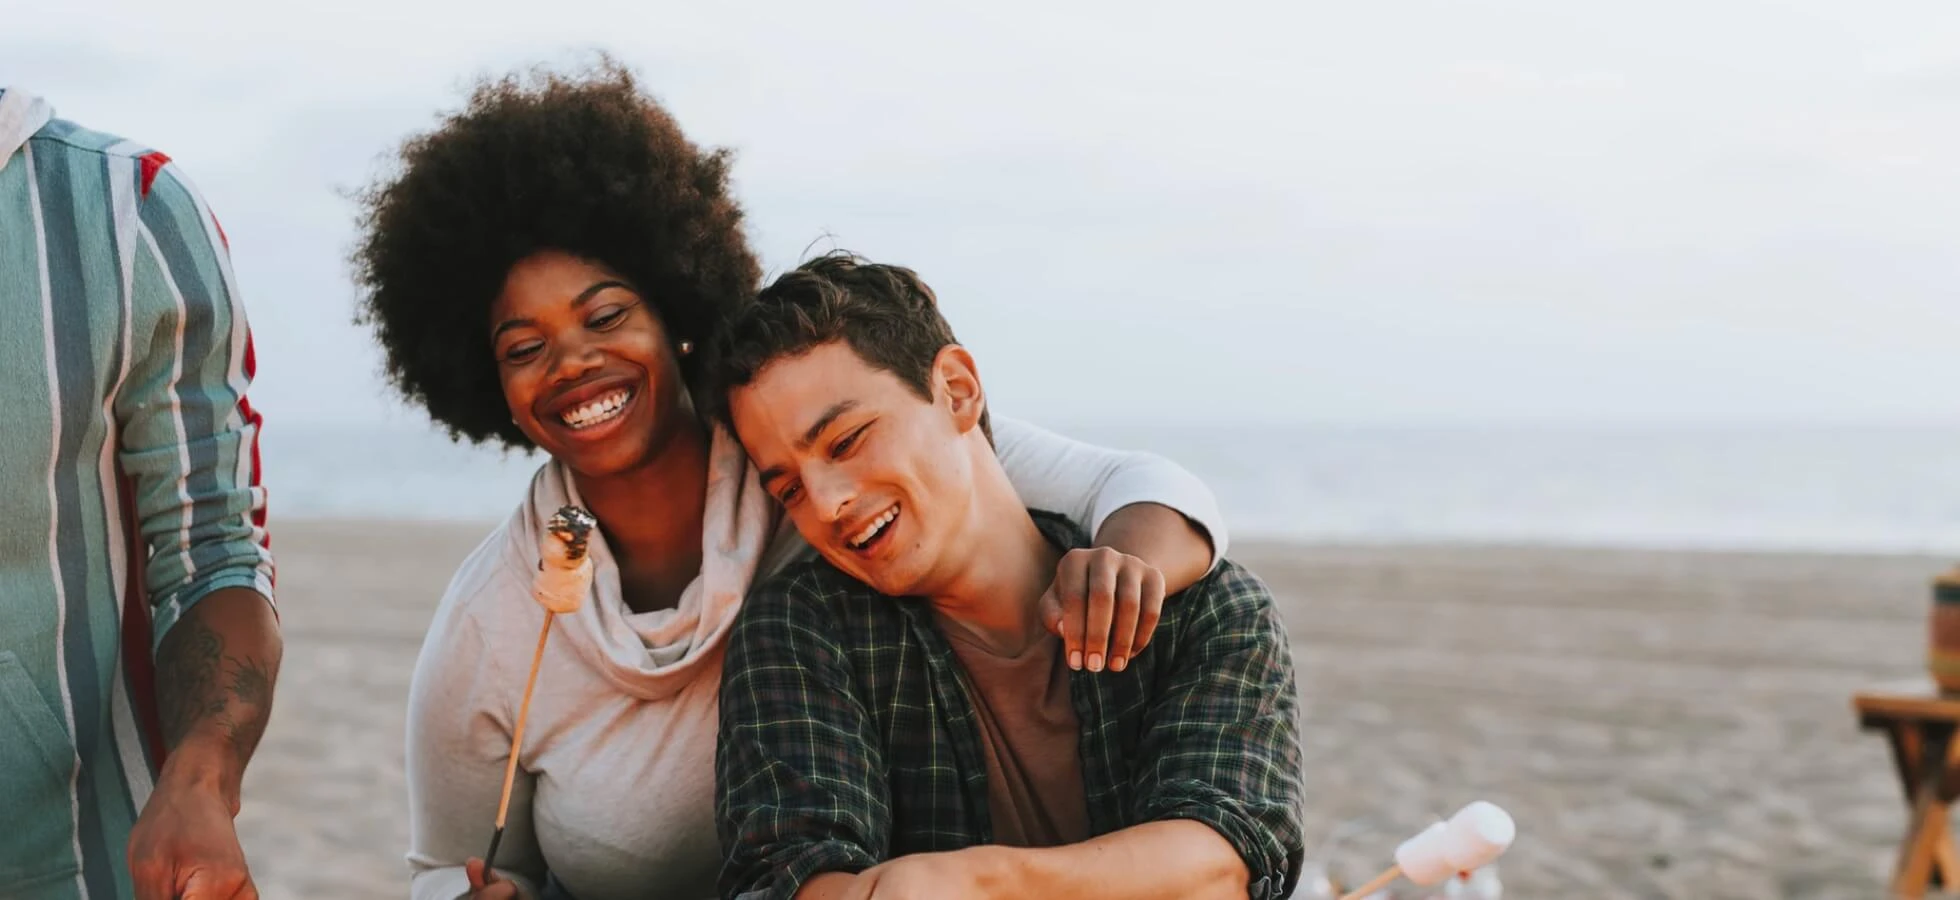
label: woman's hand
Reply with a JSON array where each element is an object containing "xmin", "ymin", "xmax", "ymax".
[
  {"xmin": 1039, "ymin": 547, "xmax": 1166, "ymax": 673},
  {"xmin": 465, "ymin": 858, "xmax": 523, "ymax": 900}
]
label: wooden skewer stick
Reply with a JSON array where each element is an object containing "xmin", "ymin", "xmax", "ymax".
[
  {"xmin": 481, "ymin": 505, "xmax": 597, "ymax": 880},
  {"xmin": 484, "ymin": 610, "xmax": 559, "ymax": 874},
  {"xmin": 1338, "ymin": 864, "xmax": 1403, "ymax": 900}
]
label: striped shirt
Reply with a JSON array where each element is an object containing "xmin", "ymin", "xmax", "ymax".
[
  {"xmin": 0, "ymin": 88, "xmax": 274, "ymax": 900},
  {"xmin": 716, "ymin": 511, "xmax": 1307, "ymax": 900}
]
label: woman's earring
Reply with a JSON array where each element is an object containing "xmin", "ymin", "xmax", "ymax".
[{"xmin": 678, "ymin": 339, "xmax": 694, "ymax": 356}]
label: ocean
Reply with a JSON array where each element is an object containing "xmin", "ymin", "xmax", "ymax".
[{"xmin": 259, "ymin": 421, "xmax": 1960, "ymax": 556}]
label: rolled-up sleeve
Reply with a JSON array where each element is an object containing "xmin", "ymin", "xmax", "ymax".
[
  {"xmin": 991, "ymin": 415, "xmax": 1228, "ymax": 567},
  {"xmin": 716, "ymin": 571, "xmax": 888, "ymax": 900},
  {"xmin": 116, "ymin": 161, "xmax": 273, "ymax": 648},
  {"xmin": 1131, "ymin": 562, "xmax": 1306, "ymax": 899}
]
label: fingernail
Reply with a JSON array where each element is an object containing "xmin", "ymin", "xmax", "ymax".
[
  {"xmin": 1070, "ymin": 650, "xmax": 1083, "ymax": 670},
  {"xmin": 1088, "ymin": 652, "xmax": 1103, "ymax": 672},
  {"xmin": 1111, "ymin": 656, "xmax": 1126, "ymax": 672}
]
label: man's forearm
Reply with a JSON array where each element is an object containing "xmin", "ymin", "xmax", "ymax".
[
  {"xmin": 1094, "ymin": 502, "xmax": 1215, "ymax": 594},
  {"xmin": 979, "ymin": 821, "xmax": 1248, "ymax": 900},
  {"xmin": 786, "ymin": 821, "xmax": 1248, "ymax": 899},
  {"xmin": 153, "ymin": 585, "xmax": 281, "ymax": 809}
]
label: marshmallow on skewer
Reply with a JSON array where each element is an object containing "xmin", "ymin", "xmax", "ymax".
[
  {"xmin": 1336, "ymin": 801, "xmax": 1516, "ymax": 900},
  {"xmin": 487, "ymin": 504, "xmax": 600, "ymax": 877},
  {"xmin": 533, "ymin": 506, "xmax": 597, "ymax": 614},
  {"xmin": 1394, "ymin": 801, "xmax": 1516, "ymax": 885}
]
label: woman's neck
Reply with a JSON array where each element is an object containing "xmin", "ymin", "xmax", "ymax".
[{"xmin": 571, "ymin": 417, "xmax": 711, "ymax": 615}]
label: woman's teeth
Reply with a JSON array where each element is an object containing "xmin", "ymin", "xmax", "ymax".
[
  {"xmin": 561, "ymin": 389, "xmax": 631, "ymax": 429},
  {"xmin": 849, "ymin": 506, "xmax": 899, "ymax": 549}
]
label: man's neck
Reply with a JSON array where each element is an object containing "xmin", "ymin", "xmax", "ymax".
[
  {"xmin": 926, "ymin": 459, "xmax": 1063, "ymax": 658},
  {"xmin": 572, "ymin": 417, "xmax": 710, "ymax": 614}
]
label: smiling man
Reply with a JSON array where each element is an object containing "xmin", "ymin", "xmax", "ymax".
[{"xmin": 707, "ymin": 252, "xmax": 1307, "ymax": 900}]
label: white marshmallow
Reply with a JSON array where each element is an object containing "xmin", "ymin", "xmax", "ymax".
[
  {"xmin": 1394, "ymin": 822, "xmax": 1454, "ymax": 885},
  {"xmin": 1393, "ymin": 802, "xmax": 1516, "ymax": 886},
  {"xmin": 1442, "ymin": 801, "xmax": 1515, "ymax": 869},
  {"xmin": 532, "ymin": 543, "xmax": 594, "ymax": 615}
]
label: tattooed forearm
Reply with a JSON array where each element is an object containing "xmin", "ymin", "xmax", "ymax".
[
  {"xmin": 157, "ymin": 619, "xmax": 222, "ymax": 748},
  {"xmin": 155, "ymin": 612, "xmax": 275, "ymax": 760}
]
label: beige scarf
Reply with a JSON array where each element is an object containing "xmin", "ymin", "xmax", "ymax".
[{"xmin": 509, "ymin": 423, "xmax": 779, "ymax": 701}]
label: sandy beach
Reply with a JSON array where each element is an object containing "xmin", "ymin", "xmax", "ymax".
[{"xmin": 232, "ymin": 518, "xmax": 1954, "ymax": 899}]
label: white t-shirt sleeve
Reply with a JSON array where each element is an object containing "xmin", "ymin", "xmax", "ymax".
[
  {"xmin": 990, "ymin": 414, "xmax": 1228, "ymax": 566},
  {"xmin": 405, "ymin": 568, "xmax": 546, "ymax": 900}
]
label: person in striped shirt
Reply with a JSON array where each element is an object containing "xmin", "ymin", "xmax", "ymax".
[{"xmin": 0, "ymin": 88, "xmax": 282, "ymax": 900}]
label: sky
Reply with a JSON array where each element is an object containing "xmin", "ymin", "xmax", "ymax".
[{"xmin": 7, "ymin": 0, "xmax": 1960, "ymax": 430}]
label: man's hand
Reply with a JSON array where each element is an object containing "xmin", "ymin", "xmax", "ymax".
[
  {"xmin": 1040, "ymin": 546, "xmax": 1166, "ymax": 673},
  {"xmin": 128, "ymin": 742, "xmax": 255, "ymax": 900},
  {"xmin": 464, "ymin": 858, "xmax": 523, "ymax": 899},
  {"xmin": 131, "ymin": 587, "xmax": 280, "ymax": 900}
]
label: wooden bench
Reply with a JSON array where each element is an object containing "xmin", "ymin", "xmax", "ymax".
[{"xmin": 1853, "ymin": 679, "xmax": 1960, "ymax": 898}]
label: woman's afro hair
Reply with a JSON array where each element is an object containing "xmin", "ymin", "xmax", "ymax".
[{"xmin": 351, "ymin": 55, "xmax": 759, "ymax": 450}]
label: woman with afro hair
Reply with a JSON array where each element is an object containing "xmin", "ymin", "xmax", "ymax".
[{"xmin": 351, "ymin": 56, "xmax": 1231, "ymax": 900}]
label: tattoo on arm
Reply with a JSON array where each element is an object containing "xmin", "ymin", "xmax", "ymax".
[{"xmin": 156, "ymin": 616, "xmax": 274, "ymax": 759}]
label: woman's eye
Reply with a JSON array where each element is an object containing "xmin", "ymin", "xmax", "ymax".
[
  {"xmin": 779, "ymin": 483, "xmax": 802, "ymax": 505},
  {"xmin": 504, "ymin": 341, "xmax": 543, "ymax": 363},
  {"xmin": 590, "ymin": 307, "xmax": 627, "ymax": 329}
]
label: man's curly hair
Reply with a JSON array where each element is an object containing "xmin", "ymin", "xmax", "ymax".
[{"xmin": 351, "ymin": 56, "xmax": 759, "ymax": 450}]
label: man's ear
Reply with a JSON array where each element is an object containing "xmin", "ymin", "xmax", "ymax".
[{"xmin": 932, "ymin": 345, "xmax": 986, "ymax": 436}]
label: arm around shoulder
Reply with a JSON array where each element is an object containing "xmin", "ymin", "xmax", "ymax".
[{"xmin": 990, "ymin": 415, "xmax": 1229, "ymax": 572}]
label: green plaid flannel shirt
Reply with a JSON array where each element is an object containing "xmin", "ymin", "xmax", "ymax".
[{"xmin": 715, "ymin": 510, "xmax": 1306, "ymax": 899}]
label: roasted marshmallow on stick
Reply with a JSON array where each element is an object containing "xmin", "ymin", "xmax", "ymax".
[
  {"xmin": 1338, "ymin": 801, "xmax": 1516, "ymax": 900},
  {"xmin": 533, "ymin": 506, "xmax": 597, "ymax": 613},
  {"xmin": 485, "ymin": 506, "xmax": 598, "ymax": 876}
]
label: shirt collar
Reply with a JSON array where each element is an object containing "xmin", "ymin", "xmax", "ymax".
[{"xmin": 0, "ymin": 88, "xmax": 55, "ymax": 167}]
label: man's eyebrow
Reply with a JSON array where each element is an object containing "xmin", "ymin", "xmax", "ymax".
[
  {"xmin": 798, "ymin": 400, "xmax": 859, "ymax": 449},
  {"xmin": 490, "ymin": 280, "xmax": 635, "ymax": 341}
]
